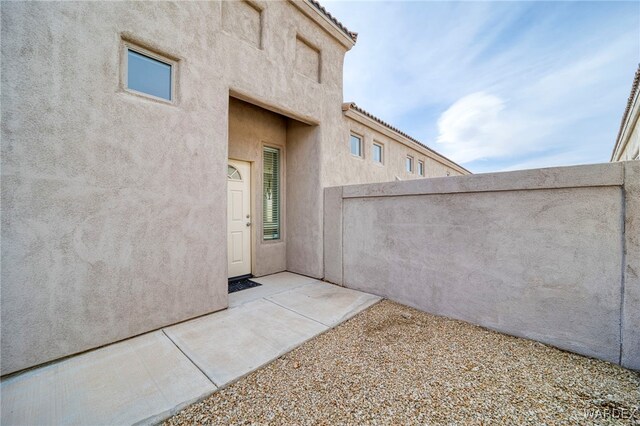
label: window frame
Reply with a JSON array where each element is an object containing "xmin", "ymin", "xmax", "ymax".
[
  {"xmin": 372, "ymin": 142, "xmax": 384, "ymax": 165},
  {"xmin": 406, "ymin": 155, "xmax": 414, "ymax": 173},
  {"xmin": 121, "ymin": 40, "xmax": 178, "ymax": 104},
  {"xmin": 418, "ymin": 160, "xmax": 425, "ymax": 176},
  {"xmin": 349, "ymin": 133, "xmax": 363, "ymax": 158},
  {"xmin": 262, "ymin": 145, "xmax": 281, "ymax": 241}
]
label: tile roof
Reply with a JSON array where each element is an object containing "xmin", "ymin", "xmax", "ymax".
[
  {"xmin": 307, "ymin": 0, "xmax": 358, "ymax": 43},
  {"xmin": 613, "ymin": 64, "xmax": 640, "ymax": 159},
  {"xmin": 342, "ymin": 102, "xmax": 471, "ymax": 174}
]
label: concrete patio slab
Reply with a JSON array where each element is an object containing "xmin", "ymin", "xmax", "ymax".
[
  {"xmin": 164, "ymin": 298, "xmax": 328, "ymax": 386},
  {"xmin": 0, "ymin": 331, "xmax": 215, "ymax": 426},
  {"xmin": 251, "ymin": 271, "xmax": 321, "ymax": 287},
  {"xmin": 229, "ymin": 271, "xmax": 321, "ymax": 307},
  {"xmin": 266, "ymin": 282, "xmax": 382, "ymax": 327},
  {"xmin": 1, "ymin": 273, "xmax": 381, "ymax": 425}
]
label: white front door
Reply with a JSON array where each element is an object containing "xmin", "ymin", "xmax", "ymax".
[{"xmin": 227, "ymin": 160, "xmax": 251, "ymax": 278}]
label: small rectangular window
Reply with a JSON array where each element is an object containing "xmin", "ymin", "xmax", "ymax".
[
  {"xmin": 372, "ymin": 143, "xmax": 383, "ymax": 164},
  {"xmin": 350, "ymin": 134, "xmax": 362, "ymax": 157},
  {"xmin": 406, "ymin": 156, "xmax": 413, "ymax": 173},
  {"xmin": 126, "ymin": 48, "xmax": 173, "ymax": 101},
  {"xmin": 418, "ymin": 160, "xmax": 424, "ymax": 176},
  {"xmin": 263, "ymin": 147, "xmax": 280, "ymax": 240}
]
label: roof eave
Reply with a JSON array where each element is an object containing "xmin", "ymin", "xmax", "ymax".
[
  {"xmin": 611, "ymin": 64, "xmax": 640, "ymax": 161},
  {"xmin": 611, "ymin": 92, "xmax": 640, "ymax": 161},
  {"xmin": 289, "ymin": 0, "xmax": 357, "ymax": 50}
]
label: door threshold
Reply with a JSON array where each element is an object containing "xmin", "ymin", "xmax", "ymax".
[{"xmin": 228, "ymin": 274, "xmax": 253, "ymax": 283}]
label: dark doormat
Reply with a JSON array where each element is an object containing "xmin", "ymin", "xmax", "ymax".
[{"xmin": 228, "ymin": 277, "xmax": 262, "ymax": 294}]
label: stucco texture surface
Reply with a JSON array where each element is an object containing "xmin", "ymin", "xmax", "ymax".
[
  {"xmin": 286, "ymin": 121, "xmax": 324, "ymax": 278},
  {"xmin": 622, "ymin": 161, "xmax": 640, "ymax": 370},
  {"xmin": 343, "ymin": 187, "xmax": 623, "ymax": 363},
  {"xmin": 1, "ymin": 0, "xmax": 349, "ymax": 375},
  {"xmin": 617, "ymin": 120, "xmax": 639, "ymax": 160},
  {"xmin": 323, "ymin": 186, "xmax": 343, "ymax": 285}
]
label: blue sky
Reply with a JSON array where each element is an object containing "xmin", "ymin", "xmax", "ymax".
[{"xmin": 324, "ymin": 1, "xmax": 640, "ymax": 173}]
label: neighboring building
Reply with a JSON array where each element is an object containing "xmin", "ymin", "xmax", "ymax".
[
  {"xmin": 612, "ymin": 64, "xmax": 640, "ymax": 161},
  {"xmin": 0, "ymin": 0, "xmax": 467, "ymax": 375},
  {"xmin": 332, "ymin": 103, "xmax": 468, "ymax": 187}
]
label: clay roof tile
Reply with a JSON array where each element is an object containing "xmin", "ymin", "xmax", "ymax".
[
  {"xmin": 308, "ymin": 0, "xmax": 358, "ymax": 43},
  {"xmin": 613, "ymin": 64, "xmax": 640, "ymax": 158}
]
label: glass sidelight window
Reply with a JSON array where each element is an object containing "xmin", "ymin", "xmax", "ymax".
[{"xmin": 263, "ymin": 147, "xmax": 280, "ymax": 240}]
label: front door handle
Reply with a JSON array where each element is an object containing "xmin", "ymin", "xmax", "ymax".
[{"xmin": 246, "ymin": 222, "xmax": 251, "ymax": 227}]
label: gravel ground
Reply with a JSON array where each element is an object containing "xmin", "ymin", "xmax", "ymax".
[{"xmin": 165, "ymin": 300, "xmax": 640, "ymax": 425}]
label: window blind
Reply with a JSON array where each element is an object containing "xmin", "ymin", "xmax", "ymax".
[{"xmin": 263, "ymin": 147, "xmax": 280, "ymax": 240}]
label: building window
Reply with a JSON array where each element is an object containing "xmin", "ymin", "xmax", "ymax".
[
  {"xmin": 350, "ymin": 134, "xmax": 363, "ymax": 157},
  {"xmin": 418, "ymin": 160, "xmax": 424, "ymax": 176},
  {"xmin": 227, "ymin": 165, "xmax": 242, "ymax": 180},
  {"xmin": 263, "ymin": 147, "xmax": 280, "ymax": 240},
  {"xmin": 125, "ymin": 47, "xmax": 173, "ymax": 101},
  {"xmin": 406, "ymin": 156, "xmax": 413, "ymax": 173},
  {"xmin": 372, "ymin": 143, "xmax": 383, "ymax": 164}
]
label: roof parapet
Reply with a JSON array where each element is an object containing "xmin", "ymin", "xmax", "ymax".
[
  {"xmin": 307, "ymin": 0, "xmax": 357, "ymax": 42},
  {"xmin": 290, "ymin": 0, "xmax": 357, "ymax": 49}
]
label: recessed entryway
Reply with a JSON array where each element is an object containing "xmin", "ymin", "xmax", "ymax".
[
  {"xmin": 227, "ymin": 95, "xmax": 321, "ymax": 279},
  {"xmin": 227, "ymin": 160, "xmax": 252, "ymax": 278}
]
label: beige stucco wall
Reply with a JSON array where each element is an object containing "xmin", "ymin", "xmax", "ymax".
[
  {"xmin": 1, "ymin": 0, "xmax": 350, "ymax": 375},
  {"xmin": 325, "ymin": 162, "xmax": 640, "ymax": 370},
  {"xmin": 286, "ymin": 121, "xmax": 325, "ymax": 277},
  {"xmin": 228, "ymin": 98, "xmax": 287, "ymax": 277},
  {"xmin": 613, "ymin": 117, "xmax": 639, "ymax": 161}
]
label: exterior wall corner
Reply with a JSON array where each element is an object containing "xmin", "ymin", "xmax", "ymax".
[
  {"xmin": 323, "ymin": 186, "xmax": 343, "ymax": 285},
  {"xmin": 621, "ymin": 160, "xmax": 640, "ymax": 370}
]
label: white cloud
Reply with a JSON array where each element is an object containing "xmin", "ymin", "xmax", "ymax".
[
  {"xmin": 437, "ymin": 92, "xmax": 512, "ymax": 163},
  {"xmin": 434, "ymin": 90, "xmax": 560, "ymax": 164},
  {"xmin": 435, "ymin": 29, "xmax": 636, "ymax": 166},
  {"xmin": 325, "ymin": 1, "xmax": 639, "ymax": 172}
]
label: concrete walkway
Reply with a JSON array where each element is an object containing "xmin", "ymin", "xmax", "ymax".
[{"xmin": 0, "ymin": 273, "xmax": 381, "ymax": 425}]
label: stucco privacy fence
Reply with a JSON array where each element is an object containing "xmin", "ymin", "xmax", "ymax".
[{"xmin": 324, "ymin": 161, "xmax": 640, "ymax": 371}]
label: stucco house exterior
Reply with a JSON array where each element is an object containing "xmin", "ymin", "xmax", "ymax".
[
  {"xmin": 612, "ymin": 64, "xmax": 640, "ymax": 162},
  {"xmin": 1, "ymin": 0, "xmax": 468, "ymax": 376}
]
